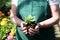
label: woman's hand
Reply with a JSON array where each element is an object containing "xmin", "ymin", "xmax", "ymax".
[
  {"xmin": 20, "ymin": 22, "xmax": 28, "ymax": 34},
  {"xmin": 28, "ymin": 24, "xmax": 40, "ymax": 36}
]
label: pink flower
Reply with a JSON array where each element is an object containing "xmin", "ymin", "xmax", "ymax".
[{"xmin": 7, "ymin": 36, "xmax": 14, "ymax": 40}]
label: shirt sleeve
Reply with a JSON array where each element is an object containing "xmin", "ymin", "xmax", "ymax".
[
  {"xmin": 48, "ymin": 0, "xmax": 59, "ymax": 5},
  {"xmin": 12, "ymin": 0, "xmax": 18, "ymax": 6}
]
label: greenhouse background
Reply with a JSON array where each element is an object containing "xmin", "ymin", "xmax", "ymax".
[{"xmin": 0, "ymin": 0, "xmax": 60, "ymax": 40}]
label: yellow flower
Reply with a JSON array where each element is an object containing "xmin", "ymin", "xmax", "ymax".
[
  {"xmin": 9, "ymin": 32, "xmax": 15, "ymax": 36},
  {"xmin": 1, "ymin": 18, "xmax": 8, "ymax": 25},
  {"xmin": 2, "ymin": 18, "xmax": 8, "ymax": 21},
  {"xmin": 1, "ymin": 21, "xmax": 8, "ymax": 25},
  {"xmin": 9, "ymin": 27, "xmax": 16, "ymax": 36}
]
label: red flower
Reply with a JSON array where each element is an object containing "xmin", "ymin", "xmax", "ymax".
[
  {"xmin": 7, "ymin": 11, "xmax": 11, "ymax": 16},
  {"xmin": 0, "ymin": 11, "xmax": 2, "ymax": 17}
]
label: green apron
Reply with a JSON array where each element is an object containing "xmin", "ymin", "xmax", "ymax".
[{"xmin": 16, "ymin": 0, "xmax": 55, "ymax": 40}]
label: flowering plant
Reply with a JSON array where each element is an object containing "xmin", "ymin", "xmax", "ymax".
[{"xmin": 0, "ymin": 13, "xmax": 16, "ymax": 40}]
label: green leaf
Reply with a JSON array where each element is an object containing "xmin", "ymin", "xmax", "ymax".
[{"xmin": 24, "ymin": 15, "xmax": 35, "ymax": 24}]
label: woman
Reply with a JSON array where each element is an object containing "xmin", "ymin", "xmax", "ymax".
[{"xmin": 10, "ymin": 0, "xmax": 59, "ymax": 40}]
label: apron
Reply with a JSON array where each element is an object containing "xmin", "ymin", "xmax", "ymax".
[{"xmin": 16, "ymin": 0, "xmax": 55, "ymax": 40}]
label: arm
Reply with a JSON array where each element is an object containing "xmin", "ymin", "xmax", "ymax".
[
  {"xmin": 39, "ymin": 5, "xmax": 59, "ymax": 28},
  {"xmin": 10, "ymin": 1, "xmax": 28, "ymax": 34},
  {"xmin": 28, "ymin": 0, "xmax": 59, "ymax": 36},
  {"xmin": 28, "ymin": 5, "xmax": 59, "ymax": 36},
  {"xmin": 10, "ymin": 4, "xmax": 23, "ymax": 26}
]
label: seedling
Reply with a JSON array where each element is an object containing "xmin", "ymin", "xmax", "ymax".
[{"xmin": 24, "ymin": 14, "xmax": 36, "ymax": 29}]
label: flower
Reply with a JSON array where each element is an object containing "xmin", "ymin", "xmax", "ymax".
[
  {"xmin": 0, "ymin": 11, "xmax": 2, "ymax": 17},
  {"xmin": 2, "ymin": 18, "xmax": 8, "ymax": 21},
  {"xmin": 1, "ymin": 21, "xmax": 7, "ymax": 25},
  {"xmin": 9, "ymin": 32, "xmax": 15, "ymax": 36},
  {"xmin": 7, "ymin": 36, "xmax": 14, "ymax": 40},
  {"xmin": 9, "ymin": 26, "xmax": 16, "ymax": 36},
  {"xmin": 9, "ymin": 28, "xmax": 15, "ymax": 36},
  {"xmin": 7, "ymin": 11, "xmax": 11, "ymax": 16},
  {"xmin": 1, "ymin": 18, "xmax": 8, "ymax": 25}
]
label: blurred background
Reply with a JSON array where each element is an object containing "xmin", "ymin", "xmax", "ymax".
[
  {"xmin": 0, "ymin": 0, "xmax": 16, "ymax": 40},
  {"xmin": 54, "ymin": 0, "xmax": 60, "ymax": 40},
  {"xmin": 0, "ymin": 0, "xmax": 60, "ymax": 40}
]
